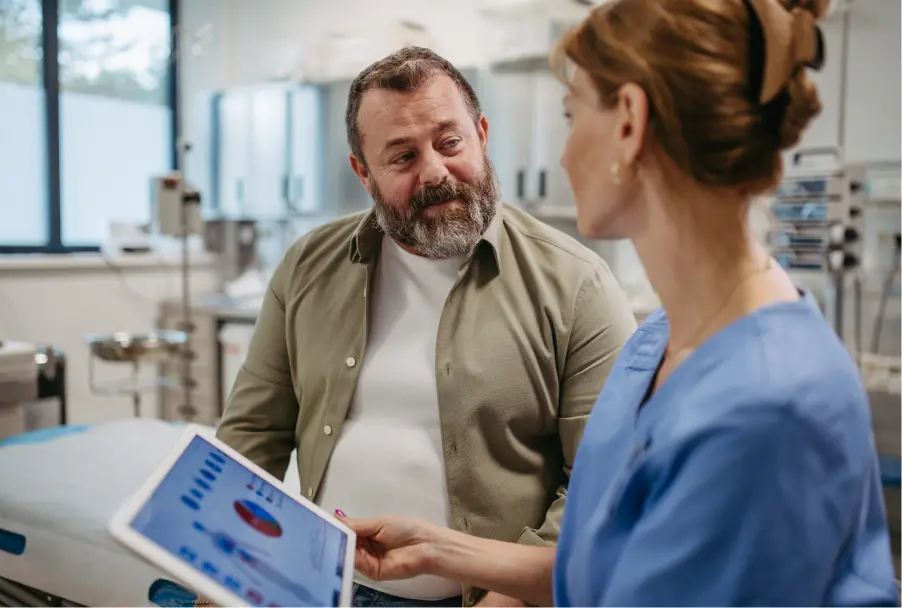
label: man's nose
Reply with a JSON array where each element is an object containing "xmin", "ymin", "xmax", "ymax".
[{"xmin": 418, "ymin": 149, "xmax": 450, "ymax": 188}]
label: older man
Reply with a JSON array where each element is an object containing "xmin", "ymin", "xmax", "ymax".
[{"xmin": 216, "ymin": 47, "xmax": 637, "ymax": 607}]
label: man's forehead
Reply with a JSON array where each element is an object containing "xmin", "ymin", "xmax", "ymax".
[{"xmin": 357, "ymin": 74, "xmax": 470, "ymax": 137}]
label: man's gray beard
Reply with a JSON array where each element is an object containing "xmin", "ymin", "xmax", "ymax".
[
  {"xmin": 370, "ymin": 161, "xmax": 498, "ymax": 260},
  {"xmin": 376, "ymin": 204, "xmax": 488, "ymax": 259}
]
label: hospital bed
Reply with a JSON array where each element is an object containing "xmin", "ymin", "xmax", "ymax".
[{"xmin": 0, "ymin": 418, "xmax": 301, "ymax": 607}]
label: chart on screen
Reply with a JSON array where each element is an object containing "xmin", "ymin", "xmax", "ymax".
[{"xmin": 131, "ymin": 437, "xmax": 346, "ymax": 607}]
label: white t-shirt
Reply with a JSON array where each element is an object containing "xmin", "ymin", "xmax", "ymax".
[{"xmin": 317, "ymin": 237, "xmax": 464, "ymax": 600}]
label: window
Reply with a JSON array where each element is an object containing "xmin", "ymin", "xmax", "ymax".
[
  {"xmin": 0, "ymin": 0, "xmax": 47, "ymax": 245},
  {"xmin": 0, "ymin": 0, "xmax": 177, "ymax": 253}
]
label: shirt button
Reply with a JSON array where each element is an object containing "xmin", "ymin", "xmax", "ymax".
[
  {"xmin": 324, "ymin": 425, "xmax": 332, "ymax": 436},
  {"xmin": 307, "ymin": 487, "xmax": 314, "ymax": 498},
  {"xmin": 346, "ymin": 357, "xmax": 356, "ymax": 367}
]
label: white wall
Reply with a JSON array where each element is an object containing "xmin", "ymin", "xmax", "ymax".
[
  {"xmin": 173, "ymin": 0, "xmax": 901, "ymax": 330},
  {"xmin": 178, "ymin": 0, "xmax": 488, "ymax": 181},
  {"xmin": 179, "ymin": 0, "xmax": 901, "ymax": 170},
  {"xmin": 180, "ymin": 0, "xmax": 486, "ymax": 89},
  {"xmin": 786, "ymin": 0, "xmax": 901, "ymax": 164},
  {"xmin": 841, "ymin": 0, "xmax": 901, "ymax": 164},
  {"xmin": 0, "ymin": 256, "xmax": 218, "ymax": 425}
]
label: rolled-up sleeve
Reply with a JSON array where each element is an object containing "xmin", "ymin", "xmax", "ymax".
[
  {"xmin": 216, "ymin": 258, "xmax": 299, "ymax": 479},
  {"xmin": 519, "ymin": 262, "xmax": 637, "ymax": 547}
]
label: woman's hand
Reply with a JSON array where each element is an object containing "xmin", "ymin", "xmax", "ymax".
[
  {"xmin": 338, "ymin": 513, "xmax": 445, "ymax": 582},
  {"xmin": 338, "ymin": 511, "xmax": 556, "ymax": 606}
]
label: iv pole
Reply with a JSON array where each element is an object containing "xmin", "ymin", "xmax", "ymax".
[
  {"xmin": 169, "ymin": 17, "xmax": 211, "ymax": 421},
  {"xmin": 83, "ymin": 19, "xmax": 213, "ymax": 422},
  {"xmin": 177, "ymin": 159, "xmax": 200, "ymax": 421}
]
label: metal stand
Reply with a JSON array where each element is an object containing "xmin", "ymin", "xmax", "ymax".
[
  {"xmin": 177, "ymin": 145, "xmax": 200, "ymax": 421},
  {"xmin": 85, "ymin": 331, "xmax": 187, "ymax": 418},
  {"xmin": 823, "ymin": 270, "xmax": 848, "ymax": 341},
  {"xmin": 871, "ymin": 233, "xmax": 901, "ymax": 354},
  {"xmin": 35, "ymin": 346, "xmax": 66, "ymax": 426},
  {"xmin": 172, "ymin": 12, "xmax": 199, "ymax": 421},
  {"xmin": 150, "ymin": 165, "xmax": 202, "ymax": 422}
]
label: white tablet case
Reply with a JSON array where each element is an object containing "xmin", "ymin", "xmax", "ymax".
[{"xmin": 108, "ymin": 424, "xmax": 356, "ymax": 607}]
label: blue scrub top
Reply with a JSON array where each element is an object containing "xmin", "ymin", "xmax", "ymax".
[{"xmin": 554, "ymin": 294, "xmax": 899, "ymax": 607}]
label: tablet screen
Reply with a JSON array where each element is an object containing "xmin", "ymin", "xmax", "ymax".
[{"xmin": 128, "ymin": 435, "xmax": 349, "ymax": 607}]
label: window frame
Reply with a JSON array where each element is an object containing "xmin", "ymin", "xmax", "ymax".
[{"xmin": 0, "ymin": 0, "xmax": 181, "ymax": 254}]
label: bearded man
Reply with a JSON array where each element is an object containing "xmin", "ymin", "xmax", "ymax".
[{"xmin": 216, "ymin": 47, "xmax": 637, "ymax": 608}]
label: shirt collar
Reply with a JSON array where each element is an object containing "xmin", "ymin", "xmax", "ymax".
[
  {"xmin": 348, "ymin": 211, "xmax": 382, "ymax": 264},
  {"xmin": 348, "ymin": 203, "xmax": 504, "ymax": 273}
]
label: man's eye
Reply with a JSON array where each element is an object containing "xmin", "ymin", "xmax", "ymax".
[
  {"xmin": 443, "ymin": 138, "xmax": 461, "ymax": 149},
  {"xmin": 564, "ymin": 112, "xmax": 573, "ymax": 125},
  {"xmin": 393, "ymin": 153, "xmax": 414, "ymax": 164}
]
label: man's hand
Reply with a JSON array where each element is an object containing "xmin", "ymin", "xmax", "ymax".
[{"xmin": 474, "ymin": 591, "xmax": 526, "ymax": 607}]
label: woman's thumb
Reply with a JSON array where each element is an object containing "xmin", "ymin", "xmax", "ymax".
[{"xmin": 334, "ymin": 510, "xmax": 381, "ymax": 537}]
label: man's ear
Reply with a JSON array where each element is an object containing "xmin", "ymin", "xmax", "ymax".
[
  {"xmin": 349, "ymin": 154, "xmax": 371, "ymax": 194},
  {"xmin": 477, "ymin": 115, "xmax": 489, "ymax": 152}
]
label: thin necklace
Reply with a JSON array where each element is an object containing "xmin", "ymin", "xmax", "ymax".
[{"xmin": 666, "ymin": 257, "xmax": 775, "ymax": 361}]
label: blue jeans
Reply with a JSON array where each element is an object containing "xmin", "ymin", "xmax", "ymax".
[{"xmin": 351, "ymin": 584, "xmax": 462, "ymax": 607}]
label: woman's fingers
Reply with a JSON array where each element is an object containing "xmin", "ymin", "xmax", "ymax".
[
  {"xmin": 354, "ymin": 544, "xmax": 391, "ymax": 581},
  {"xmin": 336, "ymin": 509, "xmax": 376, "ymax": 535},
  {"xmin": 337, "ymin": 510, "xmax": 424, "ymax": 581},
  {"xmin": 342, "ymin": 511, "xmax": 386, "ymax": 580},
  {"xmin": 340, "ymin": 514, "xmax": 385, "ymax": 539}
]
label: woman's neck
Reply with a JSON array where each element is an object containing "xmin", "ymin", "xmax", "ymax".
[{"xmin": 630, "ymin": 188, "xmax": 779, "ymax": 353}]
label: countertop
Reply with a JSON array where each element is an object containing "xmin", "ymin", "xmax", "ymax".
[
  {"xmin": 174, "ymin": 292, "xmax": 659, "ymax": 325},
  {"xmin": 196, "ymin": 293, "xmax": 261, "ymax": 321},
  {"xmin": 162, "ymin": 293, "xmax": 260, "ymax": 322}
]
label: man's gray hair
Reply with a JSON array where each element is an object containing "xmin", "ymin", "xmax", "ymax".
[{"xmin": 345, "ymin": 46, "xmax": 483, "ymax": 164}]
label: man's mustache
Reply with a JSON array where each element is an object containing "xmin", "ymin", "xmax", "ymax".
[{"xmin": 408, "ymin": 181, "xmax": 469, "ymax": 213}]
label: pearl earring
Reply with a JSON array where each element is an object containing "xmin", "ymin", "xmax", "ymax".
[{"xmin": 610, "ymin": 161, "xmax": 621, "ymax": 186}]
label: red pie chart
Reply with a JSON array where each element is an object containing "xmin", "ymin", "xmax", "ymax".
[{"xmin": 233, "ymin": 499, "xmax": 283, "ymax": 538}]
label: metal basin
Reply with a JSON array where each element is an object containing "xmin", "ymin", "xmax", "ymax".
[{"xmin": 85, "ymin": 330, "xmax": 187, "ymax": 363}]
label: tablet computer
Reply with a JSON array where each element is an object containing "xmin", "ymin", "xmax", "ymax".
[{"xmin": 108, "ymin": 425, "xmax": 356, "ymax": 607}]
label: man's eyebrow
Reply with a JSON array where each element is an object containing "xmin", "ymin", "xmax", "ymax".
[
  {"xmin": 382, "ymin": 120, "xmax": 461, "ymax": 152},
  {"xmin": 434, "ymin": 119, "xmax": 458, "ymax": 132},
  {"xmin": 384, "ymin": 135, "xmax": 412, "ymax": 150}
]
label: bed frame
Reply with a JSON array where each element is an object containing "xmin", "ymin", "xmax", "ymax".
[
  {"xmin": 0, "ymin": 577, "xmax": 82, "ymax": 607},
  {"xmin": 0, "ymin": 351, "xmax": 76, "ymax": 608},
  {"xmin": 0, "ymin": 575, "xmax": 199, "ymax": 607}
]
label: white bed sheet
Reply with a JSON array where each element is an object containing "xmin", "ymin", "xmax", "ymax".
[
  {"xmin": 0, "ymin": 419, "xmax": 195, "ymax": 606},
  {"xmin": 0, "ymin": 418, "xmax": 302, "ymax": 606}
]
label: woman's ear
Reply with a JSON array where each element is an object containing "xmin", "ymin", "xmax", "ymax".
[{"xmin": 614, "ymin": 83, "xmax": 649, "ymax": 167}]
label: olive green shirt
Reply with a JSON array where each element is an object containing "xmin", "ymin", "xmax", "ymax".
[{"xmin": 216, "ymin": 203, "xmax": 637, "ymax": 605}]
